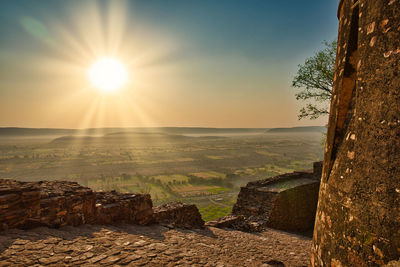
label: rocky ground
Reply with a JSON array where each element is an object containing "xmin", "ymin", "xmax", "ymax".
[{"xmin": 0, "ymin": 224, "xmax": 311, "ymax": 267}]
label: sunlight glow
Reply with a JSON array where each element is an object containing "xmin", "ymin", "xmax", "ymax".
[
  {"xmin": 88, "ymin": 57, "xmax": 128, "ymax": 92},
  {"xmin": 12, "ymin": 0, "xmax": 175, "ymax": 129}
]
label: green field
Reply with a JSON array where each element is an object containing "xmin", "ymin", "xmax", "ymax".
[{"xmin": 0, "ymin": 130, "xmax": 323, "ymax": 221}]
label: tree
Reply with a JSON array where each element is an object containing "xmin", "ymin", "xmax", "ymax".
[{"xmin": 292, "ymin": 40, "xmax": 337, "ymax": 120}]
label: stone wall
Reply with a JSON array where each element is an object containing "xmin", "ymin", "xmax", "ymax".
[
  {"xmin": 0, "ymin": 180, "xmax": 40, "ymax": 230},
  {"xmin": 216, "ymin": 162, "xmax": 322, "ymax": 232},
  {"xmin": 37, "ymin": 181, "xmax": 96, "ymax": 227},
  {"xmin": 266, "ymin": 181, "xmax": 320, "ymax": 232},
  {"xmin": 312, "ymin": 1, "xmax": 400, "ymax": 266},
  {"xmin": 95, "ymin": 191, "xmax": 153, "ymax": 225},
  {"xmin": 0, "ymin": 179, "xmax": 154, "ymax": 231}
]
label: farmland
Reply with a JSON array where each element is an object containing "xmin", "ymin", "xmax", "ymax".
[{"xmin": 0, "ymin": 128, "xmax": 324, "ymax": 221}]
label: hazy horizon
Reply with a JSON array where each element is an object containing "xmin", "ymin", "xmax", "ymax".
[
  {"xmin": 1, "ymin": 0, "xmax": 338, "ymax": 128},
  {"xmin": 0, "ymin": 125, "xmax": 325, "ymax": 130}
]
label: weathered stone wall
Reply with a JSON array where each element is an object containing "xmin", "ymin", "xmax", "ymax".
[
  {"xmin": 0, "ymin": 179, "xmax": 154, "ymax": 230},
  {"xmin": 0, "ymin": 179, "xmax": 210, "ymax": 231},
  {"xmin": 0, "ymin": 180, "xmax": 40, "ymax": 230},
  {"xmin": 37, "ymin": 181, "xmax": 96, "ymax": 227},
  {"xmin": 232, "ymin": 186, "xmax": 278, "ymax": 219},
  {"xmin": 312, "ymin": 1, "xmax": 400, "ymax": 266},
  {"xmin": 229, "ymin": 162, "xmax": 322, "ymax": 232},
  {"xmin": 95, "ymin": 191, "xmax": 153, "ymax": 225},
  {"xmin": 267, "ymin": 182, "xmax": 320, "ymax": 232}
]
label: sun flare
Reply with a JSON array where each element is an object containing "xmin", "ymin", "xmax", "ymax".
[{"xmin": 88, "ymin": 57, "xmax": 128, "ymax": 92}]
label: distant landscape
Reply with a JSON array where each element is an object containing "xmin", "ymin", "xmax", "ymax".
[{"xmin": 0, "ymin": 126, "xmax": 324, "ymax": 221}]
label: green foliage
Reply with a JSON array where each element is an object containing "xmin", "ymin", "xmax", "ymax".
[
  {"xmin": 139, "ymin": 183, "xmax": 151, "ymax": 194},
  {"xmin": 199, "ymin": 205, "xmax": 232, "ymax": 222},
  {"xmin": 207, "ymin": 187, "xmax": 229, "ymax": 194},
  {"xmin": 1, "ymin": 132, "xmax": 324, "ymax": 221},
  {"xmin": 187, "ymin": 174, "xmax": 234, "ymax": 189},
  {"xmin": 292, "ymin": 40, "xmax": 337, "ymax": 120}
]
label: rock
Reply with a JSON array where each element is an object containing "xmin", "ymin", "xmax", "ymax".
[
  {"xmin": 95, "ymin": 191, "xmax": 154, "ymax": 225},
  {"xmin": 383, "ymin": 261, "xmax": 400, "ymax": 267},
  {"xmin": 153, "ymin": 202, "xmax": 204, "ymax": 229},
  {"xmin": 101, "ymin": 255, "xmax": 121, "ymax": 264},
  {"xmin": 134, "ymin": 240, "xmax": 147, "ymax": 247},
  {"xmin": 264, "ymin": 260, "xmax": 285, "ymax": 267},
  {"xmin": 119, "ymin": 254, "xmax": 142, "ymax": 264},
  {"xmin": 205, "ymin": 215, "xmax": 245, "ymax": 229},
  {"xmin": 230, "ymin": 162, "xmax": 321, "ymax": 232},
  {"xmin": 38, "ymin": 256, "xmax": 64, "ymax": 265},
  {"xmin": 88, "ymin": 254, "xmax": 107, "ymax": 264}
]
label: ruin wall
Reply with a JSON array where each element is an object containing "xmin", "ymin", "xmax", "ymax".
[
  {"xmin": 312, "ymin": 1, "xmax": 400, "ymax": 266},
  {"xmin": 0, "ymin": 179, "xmax": 153, "ymax": 231}
]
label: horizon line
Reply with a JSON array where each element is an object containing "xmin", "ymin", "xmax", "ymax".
[{"xmin": 0, "ymin": 125, "xmax": 326, "ymax": 130}]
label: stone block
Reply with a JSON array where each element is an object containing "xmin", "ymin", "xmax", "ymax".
[
  {"xmin": 95, "ymin": 191, "xmax": 154, "ymax": 225},
  {"xmin": 232, "ymin": 170, "xmax": 320, "ymax": 232},
  {"xmin": 205, "ymin": 215, "xmax": 245, "ymax": 229},
  {"xmin": 153, "ymin": 202, "xmax": 204, "ymax": 229}
]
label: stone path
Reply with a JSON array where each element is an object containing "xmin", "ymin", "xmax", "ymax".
[{"xmin": 0, "ymin": 225, "xmax": 311, "ymax": 266}]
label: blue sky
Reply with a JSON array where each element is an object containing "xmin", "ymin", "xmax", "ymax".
[{"xmin": 0, "ymin": 0, "xmax": 339, "ymax": 128}]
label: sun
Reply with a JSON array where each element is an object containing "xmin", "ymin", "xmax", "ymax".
[{"xmin": 88, "ymin": 57, "xmax": 128, "ymax": 92}]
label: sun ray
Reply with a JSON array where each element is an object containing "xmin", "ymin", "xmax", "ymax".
[
  {"xmin": 105, "ymin": 0, "xmax": 128, "ymax": 55},
  {"xmin": 13, "ymin": 0, "xmax": 181, "ymax": 130}
]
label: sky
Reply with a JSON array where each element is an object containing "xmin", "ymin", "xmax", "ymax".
[{"xmin": 0, "ymin": 0, "xmax": 339, "ymax": 129}]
